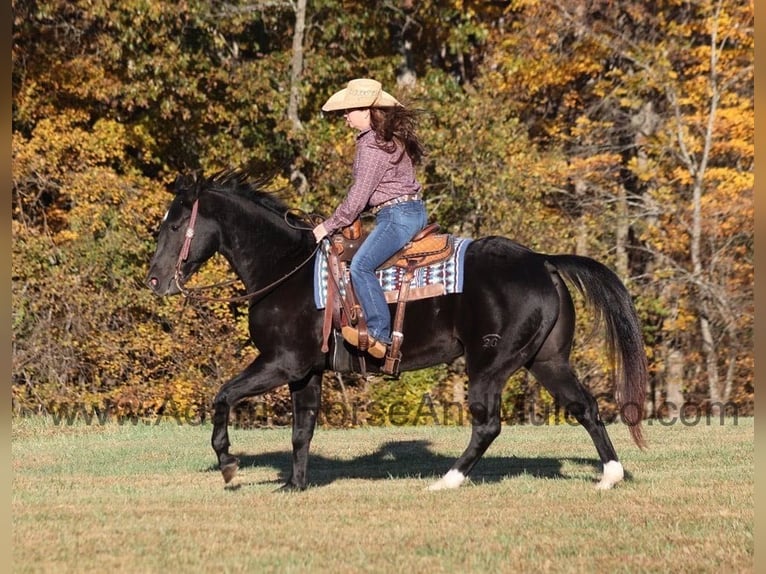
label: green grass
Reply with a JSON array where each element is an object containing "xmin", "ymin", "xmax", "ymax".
[{"xmin": 12, "ymin": 417, "xmax": 753, "ymax": 573}]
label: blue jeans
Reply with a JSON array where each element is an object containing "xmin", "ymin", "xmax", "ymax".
[{"xmin": 350, "ymin": 200, "xmax": 427, "ymax": 345}]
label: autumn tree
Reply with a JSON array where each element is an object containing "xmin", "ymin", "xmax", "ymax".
[
  {"xmin": 476, "ymin": 0, "xmax": 753, "ymax": 415},
  {"xmin": 619, "ymin": 0, "xmax": 754, "ymax": 414},
  {"xmin": 12, "ymin": 0, "xmax": 753, "ymax": 421}
]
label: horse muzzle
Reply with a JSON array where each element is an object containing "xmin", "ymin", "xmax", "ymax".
[{"xmin": 144, "ymin": 272, "xmax": 182, "ymax": 296}]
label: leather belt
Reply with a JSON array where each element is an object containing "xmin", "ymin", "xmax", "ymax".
[{"xmin": 371, "ymin": 193, "xmax": 422, "ymax": 215}]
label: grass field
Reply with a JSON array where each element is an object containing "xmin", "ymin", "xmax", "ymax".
[{"xmin": 12, "ymin": 416, "xmax": 753, "ymax": 573}]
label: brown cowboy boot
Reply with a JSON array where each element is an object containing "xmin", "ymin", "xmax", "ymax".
[{"xmin": 341, "ymin": 326, "xmax": 388, "ymax": 359}]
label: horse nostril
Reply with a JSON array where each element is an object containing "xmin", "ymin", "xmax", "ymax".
[{"xmin": 148, "ymin": 277, "xmax": 158, "ymax": 288}]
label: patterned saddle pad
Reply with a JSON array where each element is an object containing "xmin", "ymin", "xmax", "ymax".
[{"xmin": 313, "ymin": 237, "xmax": 472, "ymax": 309}]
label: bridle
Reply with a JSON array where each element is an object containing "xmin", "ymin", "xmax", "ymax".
[
  {"xmin": 173, "ymin": 198, "xmax": 322, "ymax": 303},
  {"xmin": 173, "ymin": 199, "xmax": 200, "ymax": 289}
]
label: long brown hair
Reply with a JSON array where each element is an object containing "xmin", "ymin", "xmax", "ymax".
[{"xmin": 369, "ymin": 106, "xmax": 426, "ymax": 165}]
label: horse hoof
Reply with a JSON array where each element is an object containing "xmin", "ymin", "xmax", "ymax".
[
  {"xmin": 278, "ymin": 482, "xmax": 307, "ymax": 492},
  {"xmin": 221, "ymin": 461, "xmax": 239, "ymax": 484},
  {"xmin": 595, "ymin": 460, "xmax": 624, "ymax": 490},
  {"xmin": 427, "ymin": 469, "xmax": 466, "ymax": 491}
]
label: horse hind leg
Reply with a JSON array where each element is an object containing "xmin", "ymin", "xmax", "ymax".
[
  {"xmin": 529, "ymin": 358, "xmax": 624, "ymax": 489},
  {"xmin": 282, "ymin": 373, "xmax": 322, "ymax": 491},
  {"xmin": 428, "ymin": 287, "xmax": 558, "ymax": 491},
  {"xmin": 428, "ymin": 378, "xmax": 504, "ymax": 491},
  {"xmin": 528, "ymin": 268, "xmax": 625, "ymax": 489}
]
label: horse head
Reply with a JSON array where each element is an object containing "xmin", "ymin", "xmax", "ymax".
[
  {"xmin": 145, "ymin": 172, "xmax": 221, "ymax": 296},
  {"xmin": 145, "ymin": 168, "xmax": 315, "ymax": 298}
]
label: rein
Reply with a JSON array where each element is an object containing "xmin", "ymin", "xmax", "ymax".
[{"xmin": 173, "ymin": 198, "xmax": 321, "ymax": 304}]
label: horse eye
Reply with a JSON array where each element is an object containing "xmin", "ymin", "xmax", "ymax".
[{"xmin": 170, "ymin": 223, "xmax": 181, "ymax": 232}]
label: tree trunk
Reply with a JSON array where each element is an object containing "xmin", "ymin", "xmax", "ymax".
[
  {"xmin": 700, "ymin": 314, "xmax": 722, "ymax": 414},
  {"xmin": 664, "ymin": 345, "xmax": 685, "ymax": 419},
  {"xmin": 287, "ymin": 0, "xmax": 306, "ymax": 132},
  {"xmin": 614, "ymin": 184, "xmax": 629, "ymax": 280},
  {"xmin": 288, "ymin": 0, "xmax": 308, "ymax": 194},
  {"xmin": 573, "ymin": 179, "xmax": 588, "ymax": 255},
  {"xmin": 395, "ymin": 1, "xmax": 417, "ymax": 88}
]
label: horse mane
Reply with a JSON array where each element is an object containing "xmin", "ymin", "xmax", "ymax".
[{"xmin": 193, "ymin": 168, "xmax": 305, "ymax": 225}]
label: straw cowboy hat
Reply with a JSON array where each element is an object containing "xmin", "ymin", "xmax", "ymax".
[{"xmin": 321, "ymin": 78, "xmax": 401, "ymax": 112}]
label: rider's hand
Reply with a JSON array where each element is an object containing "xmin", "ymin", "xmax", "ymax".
[{"xmin": 312, "ymin": 223, "xmax": 329, "ymax": 243}]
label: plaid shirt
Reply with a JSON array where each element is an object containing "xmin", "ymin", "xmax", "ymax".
[{"xmin": 323, "ymin": 129, "xmax": 422, "ymax": 233}]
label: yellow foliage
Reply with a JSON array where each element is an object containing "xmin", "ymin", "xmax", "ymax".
[{"xmin": 12, "ymin": 0, "xmax": 753, "ymax": 420}]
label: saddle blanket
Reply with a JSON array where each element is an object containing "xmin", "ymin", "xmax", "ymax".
[{"xmin": 313, "ymin": 237, "xmax": 472, "ymax": 310}]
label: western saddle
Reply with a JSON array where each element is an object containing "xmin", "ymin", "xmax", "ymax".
[{"xmin": 322, "ymin": 219, "xmax": 454, "ymax": 376}]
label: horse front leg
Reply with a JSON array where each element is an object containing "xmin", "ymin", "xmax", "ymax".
[
  {"xmin": 210, "ymin": 361, "xmax": 286, "ymax": 484},
  {"xmin": 211, "ymin": 400, "xmax": 239, "ymax": 484},
  {"xmin": 282, "ymin": 373, "xmax": 323, "ymax": 491}
]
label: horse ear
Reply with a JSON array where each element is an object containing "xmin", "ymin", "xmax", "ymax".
[
  {"xmin": 166, "ymin": 174, "xmax": 194, "ymax": 195},
  {"xmin": 167, "ymin": 174, "xmax": 206, "ymax": 207}
]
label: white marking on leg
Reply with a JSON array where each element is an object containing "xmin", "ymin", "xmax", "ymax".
[
  {"xmin": 596, "ymin": 460, "xmax": 624, "ymax": 490},
  {"xmin": 427, "ymin": 469, "xmax": 466, "ymax": 491}
]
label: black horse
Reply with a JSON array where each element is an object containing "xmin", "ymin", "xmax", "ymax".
[{"xmin": 145, "ymin": 169, "xmax": 647, "ymax": 491}]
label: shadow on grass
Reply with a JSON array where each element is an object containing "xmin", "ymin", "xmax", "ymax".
[{"xmin": 206, "ymin": 439, "xmax": 628, "ymax": 488}]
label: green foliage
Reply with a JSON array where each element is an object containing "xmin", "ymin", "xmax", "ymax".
[{"xmin": 367, "ymin": 365, "xmax": 463, "ymax": 426}]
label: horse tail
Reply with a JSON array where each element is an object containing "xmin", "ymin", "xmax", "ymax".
[{"xmin": 546, "ymin": 254, "xmax": 648, "ymax": 449}]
